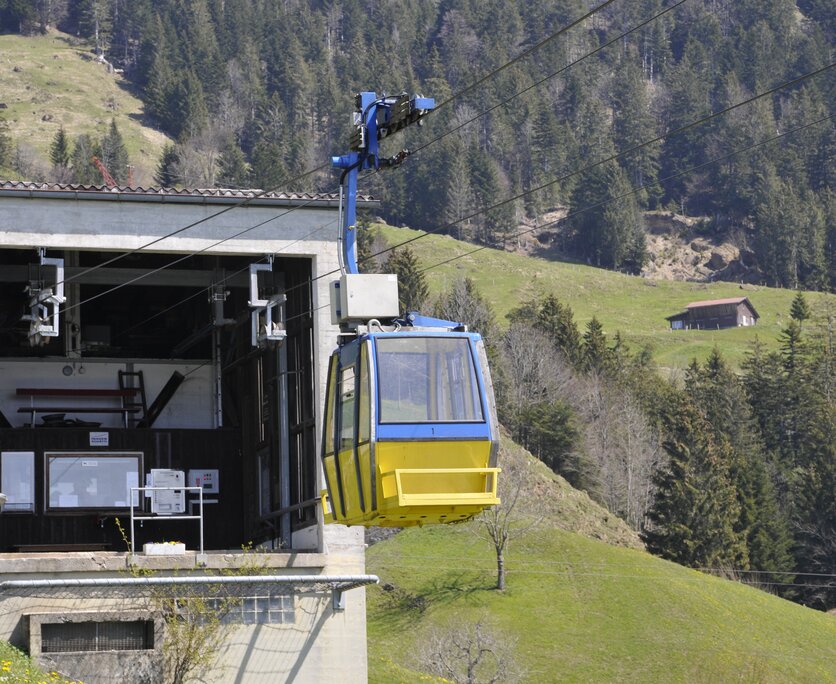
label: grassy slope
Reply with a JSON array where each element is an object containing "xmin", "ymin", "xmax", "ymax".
[
  {"xmin": 0, "ymin": 31, "xmax": 169, "ymax": 184},
  {"xmin": 366, "ymin": 440, "xmax": 836, "ymax": 683},
  {"xmin": 375, "ymin": 224, "xmax": 835, "ymax": 370},
  {"xmin": 368, "ymin": 526, "xmax": 836, "ymax": 683}
]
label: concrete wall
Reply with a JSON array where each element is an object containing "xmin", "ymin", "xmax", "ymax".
[{"xmin": 0, "ymin": 542, "xmax": 368, "ymax": 683}]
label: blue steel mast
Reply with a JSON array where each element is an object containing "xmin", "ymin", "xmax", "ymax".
[{"xmin": 331, "ymin": 92, "xmax": 435, "ymax": 275}]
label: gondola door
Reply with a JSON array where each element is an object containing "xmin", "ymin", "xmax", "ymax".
[{"xmin": 321, "ymin": 340, "xmax": 373, "ymax": 524}]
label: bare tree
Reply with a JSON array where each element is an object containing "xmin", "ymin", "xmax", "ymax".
[
  {"xmin": 473, "ymin": 452, "xmax": 540, "ymax": 591},
  {"xmin": 114, "ymin": 520, "xmax": 268, "ymax": 684},
  {"xmin": 35, "ymin": 0, "xmax": 68, "ymax": 32},
  {"xmin": 452, "ymin": 103, "xmax": 480, "ymax": 147},
  {"xmin": 433, "ymin": 277, "xmax": 498, "ymax": 341},
  {"xmin": 170, "ymin": 129, "xmax": 226, "ymax": 188},
  {"xmin": 418, "ymin": 618, "xmax": 524, "ymax": 684},
  {"xmin": 567, "ymin": 373, "xmax": 662, "ymax": 530},
  {"xmin": 501, "ymin": 324, "xmax": 573, "ymax": 410},
  {"xmin": 12, "ymin": 143, "xmax": 48, "ymax": 181}
]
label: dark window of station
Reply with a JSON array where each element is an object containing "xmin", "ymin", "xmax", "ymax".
[{"xmin": 41, "ymin": 620, "xmax": 154, "ymax": 653}]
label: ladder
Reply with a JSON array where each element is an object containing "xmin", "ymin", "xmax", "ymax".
[{"xmin": 118, "ymin": 370, "xmax": 148, "ymax": 428}]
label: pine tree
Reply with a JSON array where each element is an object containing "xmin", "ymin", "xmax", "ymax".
[
  {"xmin": 383, "ymin": 247, "xmax": 428, "ymax": 314},
  {"xmin": 753, "ymin": 169, "xmax": 802, "ymax": 288},
  {"xmin": 77, "ymin": 0, "xmax": 113, "ymax": 57},
  {"xmin": 823, "ymin": 189, "xmax": 836, "ymax": 290},
  {"xmin": 795, "ymin": 189, "xmax": 828, "ymax": 290},
  {"xmin": 536, "ymin": 295, "xmax": 582, "ymax": 366},
  {"xmin": 686, "ymin": 349, "xmax": 794, "ymax": 583},
  {"xmin": 612, "ymin": 55, "xmax": 660, "ymax": 207},
  {"xmin": 790, "ymin": 292, "xmax": 812, "ymax": 327},
  {"xmin": 155, "ymin": 144, "xmax": 180, "ymax": 188},
  {"xmin": 433, "ymin": 277, "xmax": 498, "ymax": 347},
  {"xmin": 658, "ymin": 47, "xmax": 712, "ymax": 210},
  {"xmin": 217, "ymin": 139, "xmax": 250, "ymax": 188},
  {"xmin": 519, "ymin": 399, "xmax": 581, "ymax": 482},
  {"xmin": 744, "ymin": 311, "xmax": 836, "ymax": 609},
  {"xmin": 99, "ymin": 119, "xmax": 129, "ymax": 185},
  {"xmin": 49, "ymin": 127, "xmax": 70, "ymax": 168},
  {"xmin": 48, "ymin": 126, "xmax": 72, "ymax": 182},
  {"xmin": 178, "ymin": 0, "xmax": 225, "ymax": 103},
  {"xmin": 355, "ymin": 218, "xmax": 380, "ymax": 275},
  {"xmin": 642, "ymin": 396, "xmax": 747, "ymax": 568},
  {"xmin": 468, "ymin": 148, "xmax": 513, "ymax": 246},
  {"xmin": 568, "ymin": 160, "xmax": 645, "ymax": 272},
  {"xmin": 527, "ymin": 103, "xmax": 567, "ymax": 217},
  {"xmin": 581, "ymin": 317, "xmax": 613, "ymax": 375},
  {"xmin": 792, "ymin": 414, "xmax": 836, "ymax": 610},
  {"xmin": 69, "ymin": 133, "xmax": 102, "ymax": 185},
  {"xmin": 0, "ymin": 1, "xmax": 38, "ymax": 33},
  {"xmin": 441, "ymin": 139, "xmax": 475, "ymax": 241},
  {"xmin": 250, "ymin": 141, "xmax": 287, "ymax": 192},
  {"xmin": 171, "ymin": 70, "xmax": 209, "ymax": 140}
]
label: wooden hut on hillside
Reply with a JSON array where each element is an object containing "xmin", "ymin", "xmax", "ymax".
[{"xmin": 666, "ymin": 296, "xmax": 759, "ymax": 330}]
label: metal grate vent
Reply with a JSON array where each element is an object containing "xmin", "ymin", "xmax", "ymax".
[{"xmin": 41, "ymin": 621, "xmax": 154, "ymax": 653}]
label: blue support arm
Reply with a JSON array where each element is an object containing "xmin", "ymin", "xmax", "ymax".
[{"xmin": 332, "ymin": 92, "xmax": 435, "ymax": 275}]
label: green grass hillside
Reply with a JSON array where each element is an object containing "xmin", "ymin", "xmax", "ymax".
[
  {"xmin": 0, "ymin": 31, "xmax": 169, "ymax": 183},
  {"xmin": 375, "ymin": 224, "xmax": 835, "ymax": 370},
  {"xmin": 366, "ymin": 440, "xmax": 836, "ymax": 683}
]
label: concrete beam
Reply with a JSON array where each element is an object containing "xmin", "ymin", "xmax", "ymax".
[{"xmin": 0, "ymin": 265, "xmax": 252, "ymax": 288}]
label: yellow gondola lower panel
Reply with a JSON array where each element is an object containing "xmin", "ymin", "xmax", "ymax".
[{"xmin": 321, "ymin": 440, "xmax": 500, "ymax": 527}]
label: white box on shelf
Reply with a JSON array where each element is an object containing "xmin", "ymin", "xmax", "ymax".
[{"xmin": 143, "ymin": 542, "xmax": 186, "ymax": 556}]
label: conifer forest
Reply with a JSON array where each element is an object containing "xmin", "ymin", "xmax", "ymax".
[{"xmin": 0, "ymin": 0, "xmax": 833, "ymax": 611}]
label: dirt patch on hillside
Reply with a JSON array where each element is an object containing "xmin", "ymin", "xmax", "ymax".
[{"xmin": 508, "ymin": 209, "xmax": 760, "ymax": 283}]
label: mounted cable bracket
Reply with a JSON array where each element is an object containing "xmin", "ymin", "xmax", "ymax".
[
  {"xmin": 382, "ymin": 149, "xmax": 411, "ymax": 168},
  {"xmin": 248, "ymin": 261, "xmax": 286, "ymax": 347},
  {"xmin": 332, "ymin": 92, "xmax": 435, "ymax": 276},
  {"xmin": 21, "ymin": 251, "xmax": 66, "ymax": 346},
  {"xmin": 210, "ymin": 280, "xmax": 235, "ymax": 327}
]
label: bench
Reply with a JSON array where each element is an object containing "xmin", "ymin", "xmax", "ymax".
[
  {"xmin": 13, "ymin": 543, "xmax": 111, "ymax": 553},
  {"xmin": 16, "ymin": 388, "xmax": 140, "ymax": 428}
]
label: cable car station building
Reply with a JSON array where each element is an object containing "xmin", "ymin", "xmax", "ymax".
[{"xmin": 0, "ymin": 181, "xmax": 376, "ymax": 683}]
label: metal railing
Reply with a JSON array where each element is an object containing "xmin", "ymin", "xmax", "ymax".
[{"xmin": 129, "ymin": 486, "xmax": 204, "ymax": 555}]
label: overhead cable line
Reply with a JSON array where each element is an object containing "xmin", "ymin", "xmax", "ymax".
[
  {"xmin": 431, "ymin": 0, "xmax": 620, "ymax": 111},
  {"xmin": 149, "ymin": 0, "xmax": 687, "ymax": 320},
  {"xmin": 55, "ymin": 1, "xmax": 617, "ymax": 291},
  {"xmin": 274, "ymin": 92, "xmax": 833, "ymax": 325},
  {"xmin": 359, "ymin": 551, "xmax": 834, "ymax": 577},
  {"xmin": 59, "ymin": 163, "xmax": 329, "ymax": 289},
  {"xmin": 60, "ymin": 205, "xmax": 338, "ymax": 316},
  {"xmin": 112, "ymin": 215, "xmax": 339, "ymax": 340},
  {"xmin": 368, "ymin": 560, "xmax": 829, "ymax": 590},
  {"xmin": 366, "ymin": 61, "xmax": 836, "ymax": 266},
  {"xmin": 72, "ymin": 0, "xmax": 632, "ymax": 311},
  {"xmin": 173, "ymin": 102, "xmax": 822, "ymax": 375},
  {"xmin": 60, "ymin": 41, "xmax": 834, "ymax": 332},
  {"xmin": 269, "ymin": 112, "xmax": 830, "ymax": 329},
  {"xmin": 416, "ymin": 114, "xmax": 834, "ymax": 275},
  {"xmin": 246, "ymin": 60, "xmax": 831, "ymax": 313},
  {"xmin": 410, "ymin": 0, "xmax": 691, "ymax": 157}
]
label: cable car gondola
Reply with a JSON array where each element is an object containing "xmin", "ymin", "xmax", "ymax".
[
  {"xmin": 321, "ymin": 318, "xmax": 500, "ymax": 526},
  {"xmin": 320, "ymin": 91, "xmax": 501, "ymax": 526}
]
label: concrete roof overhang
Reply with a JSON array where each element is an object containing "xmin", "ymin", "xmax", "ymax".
[{"xmin": 0, "ymin": 181, "xmax": 379, "ymax": 257}]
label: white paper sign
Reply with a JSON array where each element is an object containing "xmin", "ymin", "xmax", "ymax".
[{"xmin": 89, "ymin": 432, "xmax": 109, "ymax": 447}]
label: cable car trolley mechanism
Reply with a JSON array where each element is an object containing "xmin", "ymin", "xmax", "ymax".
[{"xmin": 322, "ymin": 92, "xmax": 500, "ymax": 527}]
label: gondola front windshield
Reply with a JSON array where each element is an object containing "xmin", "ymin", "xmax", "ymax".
[{"xmin": 375, "ymin": 336, "xmax": 484, "ymax": 424}]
